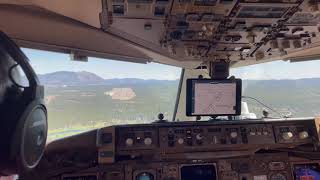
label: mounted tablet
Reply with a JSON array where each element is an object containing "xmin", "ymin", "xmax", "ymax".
[{"xmin": 186, "ymin": 79, "xmax": 242, "ymax": 117}]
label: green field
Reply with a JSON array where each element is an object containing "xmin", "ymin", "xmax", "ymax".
[{"xmin": 45, "ymin": 82, "xmax": 179, "ymax": 132}]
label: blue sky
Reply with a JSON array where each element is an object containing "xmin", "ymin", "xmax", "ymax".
[
  {"xmin": 23, "ymin": 48, "xmax": 320, "ymax": 80},
  {"xmin": 231, "ymin": 60, "xmax": 320, "ymax": 80},
  {"xmin": 23, "ymin": 48, "xmax": 181, "ymax": 80}
]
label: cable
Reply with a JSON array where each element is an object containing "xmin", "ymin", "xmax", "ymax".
[{"xmin": 242, "ymin": 95, "xmax": 286, "ymax": 118}]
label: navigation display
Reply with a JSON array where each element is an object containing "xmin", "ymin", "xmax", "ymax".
[
  {"xmin": 186, "ymin": 79, "xmax": 242, "ymax": 116},
  {"xmin": 294, "ymin": 163, "xmax": 320, "ymax": 180}
]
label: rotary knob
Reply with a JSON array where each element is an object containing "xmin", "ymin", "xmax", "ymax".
[
  {"xmin": 282, "ymin": 132, "xmax": 293, "ymax": 140},
  {"xmin": 196, "ymin": 134, "xmax": 203, "ymax": 140},
  {"xmin": 125, "ymin": 138, "xmax": 134, "ymax": 146},
  {"xmin": 230, "ymin": 132, "xmax": 238, "ymax": 138},
  {"xmin": 144, "ymin": 137, "xmax": 152, "ymax": 145},
  {"xmin": 299, "ymin": 131, "xmax": 309, "ymax": 139},
  {"xmin": 178, "ymin": 138, "xmax": 184, "ymax": 145}
]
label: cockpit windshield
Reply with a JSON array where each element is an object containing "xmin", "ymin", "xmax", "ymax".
[
  {"xmin": 24, "ymin": 48, "xmax": 181, "ymax": 141},
  {"xmin": 24, "ymin": 48, "xmax": 320, "ymax": 141},
  {"xmin": 233, "ymin": 60, "xmax": 320, "ymax": 119}
]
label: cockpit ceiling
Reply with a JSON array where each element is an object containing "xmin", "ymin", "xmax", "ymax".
[{"xmin": 0, "ymin": 0, "xmax": 320, "ymax": 69}]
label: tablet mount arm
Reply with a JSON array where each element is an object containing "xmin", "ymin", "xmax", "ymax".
[{"xmin": 208, "ymin": 61, "xmax": 230, "ymax": 80}]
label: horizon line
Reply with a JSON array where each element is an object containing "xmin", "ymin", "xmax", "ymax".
[{"xmin": 35, "ymin": 70, "xmax": 320, "ymax": 81}]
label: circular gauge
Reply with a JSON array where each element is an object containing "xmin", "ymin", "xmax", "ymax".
[
  {"xmin": 144, "ymin": 137, "xmax": 152, "ymax": 145},
  {"xmin": 136, "ymin": 172, "xmax": 154, "ymax": 180},
  {"xmin": 270, "ymin": 173, "xmax": 287, "ymax": 180},
  {"xmin": 125, "ymin": 138, "xmax": 134, "ymax": 146},
  {"xmin": 178, "ymin": 138, "xmax": 184, "ymax": 144}
]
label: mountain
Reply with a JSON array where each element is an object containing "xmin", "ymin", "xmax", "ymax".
[
  {"xmin": 38, "ymin": 71, "xmax": 178, "ymax": 86},
  {"xmin": 39, "ymin": 71, "xmax": 320, "ymax": 87},
  {"xmin": 38, "ymin": 71, "xmax": 105, "ymax": 86}
]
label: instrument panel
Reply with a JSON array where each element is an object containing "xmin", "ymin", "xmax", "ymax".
[
  {"xmin": 61, "ymin": 153, "xmax": 320, "ymax": 180},
  {"xmin": 86, "ymin": 118, "xmax": 320, "ymax": 180},
  {"xmin": 158, "ymin": 124, "xmax": 275, "ymax": 153},
  {"xmin": 97, "ymin": 119, "xmax": 318, "ymax": 161},
  {"xmin": 45, "ymin": 118, "xmax": 320, "ymax": 180}
]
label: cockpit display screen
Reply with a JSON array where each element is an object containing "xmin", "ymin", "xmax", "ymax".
[
  {"xmin": 181, "ymin": 164, "xmax": 217, "ymax": 180},
  {"xmin": 294, "ymin": 163, "xmax": 320, "ymax": 180},
  {"xmin": 186, "ymin": 79, "xmax": 242, "ymax": 116}
]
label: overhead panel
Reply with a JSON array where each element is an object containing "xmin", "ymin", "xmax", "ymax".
[
  {"xmin": 0, "ymin": 0, "xmax": 319, "ymax": 68},
  {"xmin": 102, "ymin": 0, "xmax": 320, "ymax": 67}
]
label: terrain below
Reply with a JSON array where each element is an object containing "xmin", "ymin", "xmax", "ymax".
[{"xmin": 40, "ymin": 71, "xmax": 320, "ymax": 140}]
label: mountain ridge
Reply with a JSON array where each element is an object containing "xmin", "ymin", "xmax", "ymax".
[
  {"xmin": 38, "ymin": 71, "xmax": 179, "ymax": 86},
  {"xmin": 37, "ymin": 71, "xmax": 320, "ymax": 86}
]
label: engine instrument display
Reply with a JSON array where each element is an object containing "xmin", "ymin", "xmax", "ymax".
[
  {"xmin": 180, "ymin": 164, "xmax": 217, "ymax": 180},
  {"xmin": 293, "ymin": 163, "xmax": 320, "ymax": 180}
]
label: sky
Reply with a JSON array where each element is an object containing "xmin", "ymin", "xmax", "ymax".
[
  {"xmin": 231, "ymin": 60, "xmax": 320, "ymax": 80},
  {"xmin": 23, "ymin": 48, "xmax": 181, "ymax": 80},
  {"xmin": 22, "ymin": 48, "xmax": 320, "ymax": 80}
]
